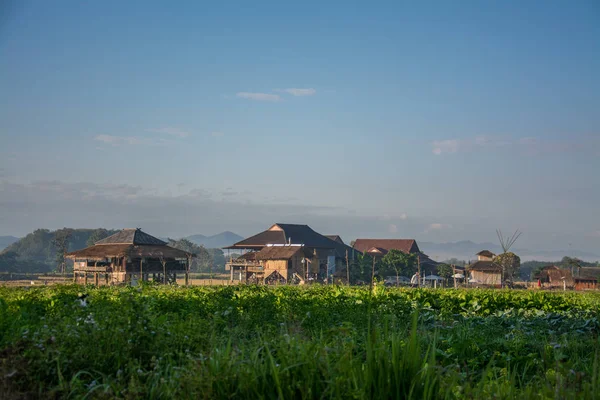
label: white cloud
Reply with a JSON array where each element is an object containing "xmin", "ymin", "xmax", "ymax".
[
  {"xmin": 388, "ymin": 224, "xmax": 398, "ymax": 233},
  {"xmin": 236, "ymin": 92, "xmax": 281, "ymax": 102},
  {"xmin": 281, "ymin": 88, "xmax": 316, "ymax": 96},
  {"xmin": 147, "ymin": 127, "xmax": 190, "ymax": 138},
  {"xmin": 430, "ymin": 135, "xmax": 599, "ymax": 156},
  {"xmin": 93, "ymin": 134, "xmax": 168, "ymax": 147},
  {"xmin": 426, "ymin": 223, "xmax": 452, "ymax": 232},
  {"xmin": 211, "ymin": 131, "xmax": 224, "ymax": 138},
  {"xmin": 399, "ymin": 213, "xmax": 408, "ymax": 220},
  {"xmin": 432, "ymin": 140, "xmax": 459, "ymax": 155},
  {"xmin": 94, "ymin": 135, "xmax": 144, "ymax": 146}
]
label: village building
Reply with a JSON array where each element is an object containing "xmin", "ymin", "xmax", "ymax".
[
  {"xmin": 466, "ymin": 250, "xmax": 501, "ymax": 285},
  {"xmin": 224, "ymin": 223, "xmax": 358, "ymax": 284},
  {"xmin": 351, "ymin": 239, "xmax": 439, "ymax": 275},
  {"xmin": 66, "ymin": 228, "xmax": 194, "ymax": 285},
  {"xmin": 537, "ymin": 265, "xmax": 600, "ymax": 290}
]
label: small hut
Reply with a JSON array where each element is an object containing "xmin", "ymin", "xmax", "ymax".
[
  {"xmin": 467, "ymin": 260, "xmax": 502, "ymax": 286},
  {"xmin": 66, "ymin": 228, "xmax": 194, "ymax": 285},
  {"xmin": 537, "ymin": 265, "xmax": 600, "ymax": 290}
]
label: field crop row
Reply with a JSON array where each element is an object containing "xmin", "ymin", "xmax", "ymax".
[{"xmin": 1, "ymin": 285, "xmax": 599, "ymax": 399}]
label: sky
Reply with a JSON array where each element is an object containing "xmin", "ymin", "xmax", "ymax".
[{"xmin": 0, "ymin": 0, "xmax": 599, "ymax": 254}]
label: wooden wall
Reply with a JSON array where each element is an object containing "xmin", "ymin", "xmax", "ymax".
[{"xmin": 471, "ymin": 270, "xmax": 501, "ymax": 285}]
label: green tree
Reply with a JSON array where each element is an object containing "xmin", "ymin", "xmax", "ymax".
[
  {"xmin": 382, "ymin": 250, "xmax": 417, "ymax": 284},
  {"xmin": 436, "ymin": 264, "xmax": 453, "ymax": 285},
  {"xmin": 52, "ymin": 228, "xmax": 72, "ymax": 273},
  {"xmin": 167, "ymin": 238, "xmax": 212, "ymax": 272},
  {"xmin": 86, "ymin": 229, "xmax": 116, "ymax": 246},
  {"xmin": 494, "ymin": 252, "xmax": 521, "ymax": 285},
  {"xmin": 350, "ymin": 253, "xmax": 376, "ymax": 284}
]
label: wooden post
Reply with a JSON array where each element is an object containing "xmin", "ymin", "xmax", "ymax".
[
  {"xmin": 84, "ymin": 273, "xmax": 88, "ymax": 285},
  {"xmin": 452, "ymin": 264, "xmax": 457, "ymax": 289},
  {"xmin": 417, "ymin": 255, "xmax": 421, "ymax": 288},
  {"xmin": 371, "ymin": 255, "xmax": 376, "ymax": 288},
  {"xmin": 140, "ymin": 258, "xmax": 143, "ymax": 283},
  {"xmin": 346, "ymin": 250, "xmax": 350, "ymax": 285},
  {"xmin": 185, "ymin": 256, "xmax": 191, "ymax": 286},
  {"xmin": 105, "ymin": 273, "xmax": 109, "ymax": 285},
  {"xmin": 94, "ymin": 272, "xmax": 99, "ymax": 286},
  {"xmin": 73, "ymin": 269, "xmax": 76, "ymax": 283},
  {"xmin": 230, "ymin": 265, "xmax": 234, "ymax": 282},
  {"xmin": 162, "ymin": 260, "xmax": 167, "ymax": 284}
]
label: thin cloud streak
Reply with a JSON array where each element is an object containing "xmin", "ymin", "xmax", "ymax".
[
  {"xmin": 282, "ymin": 88, "xmax": 316, "ymax": 96},
  {"xmin": 147, "ymin": 127, "xmax": 190, "ymax": 138},
  {"xmin": 236, "ymin": 92, "xmax": 281, "ymax": 102},
  {"xmin": 94, "ymin": 135, "xmax": 145, "ymax": 146},
  {"xmin": 431, "ymin": 135, "xmax": 600, "ymax": 155}
]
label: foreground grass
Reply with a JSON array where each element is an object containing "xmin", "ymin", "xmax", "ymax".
[{"xmin": 1, "ymin": 285, "xmax": 599, "ymax": 399}]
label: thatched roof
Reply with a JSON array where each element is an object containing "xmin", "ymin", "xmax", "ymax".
[
  {"xmin": 467, "ymin": 260, "xmax": 502, "ymax": 272},
  {"xmin": 95, "ymin": 228, "xmax": 167, "ymax": 246},
  {"xmin": 353, "ymin": 239, "xmax": 420, "ymax": 254},
  {"xmin": 541, "ymin": 265, "xmax": 600, "ymax": 282},
  {"xmin": 578, "ymin": 268, "xmax": 600, "ymax": 281},
  {"xmin": 253, "ymin": 246, "xmax": 314, "ymax": 260},
  {"xmin": 66, "ymin": 244, "xmax": 192, "ymax": 260},
  {"xmin": 226, "ymin": 223, "xmax": 358, "ymax": 259},
  {"xmin": 476, "ymin": 250, "xmax": 495, "ymax": 258}
]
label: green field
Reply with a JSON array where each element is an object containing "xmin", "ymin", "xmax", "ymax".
[{"xmin": 1, "ymin": 285, "xmax": 599, "ymax": 399}]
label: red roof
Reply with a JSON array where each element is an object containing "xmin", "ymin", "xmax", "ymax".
[{"xmin": 353, "ymin": 239, "xmax": 419, "ymax": 254}]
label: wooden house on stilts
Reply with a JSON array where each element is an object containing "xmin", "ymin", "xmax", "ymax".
[
  {"xmin": 66, "ymin": 228, "xmax": 194, "ymax": 285},
  {"xmin": 224, "ymin": 223, "xmax": 359, "ymax": 284}
]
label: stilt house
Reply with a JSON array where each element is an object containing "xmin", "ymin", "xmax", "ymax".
[
  {"xmin": 224, "ymin": 223, "xmax": 358, "ymax": 284},
  {"xmin": 66, "ymin": 228, "xmax": 194, "ymax": 285}
]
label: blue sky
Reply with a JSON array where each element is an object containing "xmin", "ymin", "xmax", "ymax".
[{"xmin": 0, "ymin": 0, "xmax": 599, "ymax": 253}]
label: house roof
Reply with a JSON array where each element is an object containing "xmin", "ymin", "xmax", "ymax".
[
  {"xmin": 226, "ymin": 223, "xmax": 358, "ymax": 258},
  {"xmin": 95, "ymin": 228, "xmax": 167, "ymax": 246},
  {"xmin": 365, "ymin": 247, "xmax": 389, "ymax": 256},
  {"xmin": 253, "ymin": 246, "xmax": 314, "ymax": 260},
  {"xmin": 353, "ymin": 239, "xmax": 419, "ymax": 254},
  {"xmin": 66, "ymin": 244, "xmax": 192, "ymax": 260},
  {"xmin": 325, "ymin": 235, "xmax": 345, "ymax": 244},
  {"xmin": 576, "ymin": 267, "xmax": 600, "ymax": 281},
  {"xmin": 476, "ymin": 250, "xmax": 496, "ymax": 258},
  {"xmin": 467, "ymin": 260, "xmax": 502, "ymax": 272}
]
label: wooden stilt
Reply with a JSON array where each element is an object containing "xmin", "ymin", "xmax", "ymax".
[{"xmin": 84, "ymin": 273, "xmax": 88, "ymax": 285}]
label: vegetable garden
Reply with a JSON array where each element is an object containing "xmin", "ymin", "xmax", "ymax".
[{"xmin": 1, "ymin": 285, "xmax": 599, "ymax": 399}]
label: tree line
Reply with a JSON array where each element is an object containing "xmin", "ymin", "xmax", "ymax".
[{"xmin": 0, "ymin": 228, "xmax": 227, "ymax": 274}]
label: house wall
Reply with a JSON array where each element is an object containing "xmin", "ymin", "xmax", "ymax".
[
  {"xmin": 575, "ymin": 280, "xmax": 598, "ymax": 290},
  {"xmin": 477, "ymin": 255, "xmax": 493, "ymax": 261},
  {"xmin": 471, "ymin": 270, "xmax": 501, "ymax": 285},
  {"xmin": 262, "ymin": 253, "xmax": 312, "ymax": 281}
]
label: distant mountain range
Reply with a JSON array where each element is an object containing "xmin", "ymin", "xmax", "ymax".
[
  {"xmin": 0, "ymin": 236, "xmax": 19, "ymax": 251},
  {"xmin": 419, "ymin": 240, "xmax": 599, "ymax": 262},
  {"xmin": 184, "ymin": 231, "xmax": 244, "ymax": 249}
]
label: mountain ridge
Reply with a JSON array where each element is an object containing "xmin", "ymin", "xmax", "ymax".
[{"xmin": 184, "ymin": 231, "xmax": 243, "ymax": 248}]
